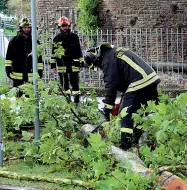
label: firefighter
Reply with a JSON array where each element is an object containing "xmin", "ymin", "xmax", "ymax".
[
  {"xmin": 50, "ymin": 16, "xmax": 84, "ymax": 105},
  {"xmin": 84, "ymin": 43, "xmax": 160, "ymax": 150},
  {"xmin": 5, "ymin": 17, "xmax": 43, "ymax": 87}
]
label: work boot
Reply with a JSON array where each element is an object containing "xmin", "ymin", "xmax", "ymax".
[
  {"xmin": 120, "ymin": 132, "xmax": 133, "ymax": 150},
  {"xmin": 74, "ymin": 94, "xmax": 80, "ymax": 104},
  {"xmin": 133, "ymin": 128, "xmax": 143, "ymax": 145},
  {"xmin": 66, "ymin": 94, "xmax": 71, "ymax": 102}
]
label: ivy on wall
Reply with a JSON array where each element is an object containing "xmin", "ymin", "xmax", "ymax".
[{"xmin": 76, "ymin": 0, "xmax": 99, "ymax": 33}]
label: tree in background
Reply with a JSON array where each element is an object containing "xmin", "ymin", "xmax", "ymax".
[
  {"xmin": 76, "ymin": 0, "xmax": 99, "ymax": 33},
  {"xmin": 0, "ymin": 0, "xmax": 9, "ymax": 14},
  {"xmin": 8, "ymin": 0, "xmax": 30, "ymax": 18}
]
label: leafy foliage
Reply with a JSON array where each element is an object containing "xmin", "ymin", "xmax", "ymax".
[
  {"xmin": 132, "ymin": 92, "xmax": 187, "ymax": 169},
  {"xmin": 38, "ymin": 33, "xmax": 65, "ymax": 59},
  {"xmin": 76, "ymin": 0, "xmax": 99, "ymax": 33},
  {"xmin": 0, "ymin": 0, "xmax": 8, "ymax": 14},
  {"xmin": 0, "ymin": 81, "xmax": 160, "ymax": 189}
]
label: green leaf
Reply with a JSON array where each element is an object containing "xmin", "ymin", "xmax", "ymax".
[
  {"xmin": 21, "ymin": 131, "xmax": 34, "ymax": 141},
  {"xmin": 156, "ymin": 103, "xmax": 166, "ymax": 115},
  {"xmin": 91, "ymin": 160, "xmax": 107, "ymax": 178},
  {"xmin": 120, "ymin": 107, "xmax": 128, "ymax": 118}
]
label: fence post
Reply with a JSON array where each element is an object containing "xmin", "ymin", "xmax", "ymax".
[
  {"xmin": 31, "ymin": 0, "xmax": 40, "ymax": 141},
  {"xmin": 0, "ymin": 107, "xmax": 3, "ymax": 167}
]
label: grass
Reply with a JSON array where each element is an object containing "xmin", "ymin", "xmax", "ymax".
[
  {"xmin": 0, "ymin": 58, "xmax": 2, "ymax": 77},
  {"xmin": 0, "ymin": 57, "xmax": 6, "ymax": 85},
  {"xmin": 4, "ymin": 28, "xmax": 17, "ymax": 38},
  {"xmin": 0, "ymin": 160, "xmax": 86, "ymax": 190}
]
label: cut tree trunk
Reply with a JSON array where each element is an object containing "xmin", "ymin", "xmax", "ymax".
[{"xmin": 81, "ymin": 124, "xmax": 187, "ymax": 190}]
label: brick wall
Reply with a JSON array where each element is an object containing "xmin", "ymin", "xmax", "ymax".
[
  {"xmin": 37, "ymin": 0, "xmax": 187, "ymax": 89},
  {"xmin": 37, "ymin": 0, "xmax": 187, "ymax": 32}
]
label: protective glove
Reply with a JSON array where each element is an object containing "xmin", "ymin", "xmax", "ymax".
[{"xmin": 102, "ymin": 107, "xmax": 111, "ymax": 121}]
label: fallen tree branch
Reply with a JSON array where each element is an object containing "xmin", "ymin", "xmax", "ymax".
[{"xmin": 0, "ymin": 170, "xmax": 89, "ymax": 187}]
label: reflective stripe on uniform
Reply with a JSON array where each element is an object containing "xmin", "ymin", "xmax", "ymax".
[
  {"xmin": 120, "ymin": 128, "xmax": 133, "ymax": 134},
  {"xmin": 126, "ymin": 75, "xmax": 159, "ymax": 93},
  {"xmin": 89, "ymin": 63, "xmax": 94, "ymax": 69},
  {"xmin": 105, "ymin": 104, "xmax": 113, "ymax": 109},
  {"xmin": 28, "ymin": 73, "xmax": 33, "ymax": 77},
  {"xmin": 58, "ymin": 66, "xmax": 66, "ymax": 73},
  {"xmin": 65, "ymin": 89, "xmax": 71, "ymax": 94},
  {"xmin": 73, "ymin": 59, "xmax": 79, "ymax": 62},
  {"xmin": 128, "ymin": 72, "xmax": 156, "ymax": 88},
  {"xmin": 72, "ymin": 90, "xmax": 80, "ymax": 95},
  {"xmin": 116, "ymin": 47, "xmax": 129, "ymax": 52},
  {"xmin": 117, "ymin": 51, "xmax": 159, "ymax": 93},
  {"xmin": 79, "ymin": 57, "xmax": 84, "ymax": 62},
  {"xmin": 119, "ymin": 54, "xmax": 147, "ymax": 78},
  {"xmin": 72, "ymin": 66, "xmax": 80, "ymax": 72},
  {"xmin": 28, "ymin": 73, "xmax": 33, "ymax": 81},
  {"xmin": 50, "ymin": 59, "xmax": 56, "ymax": 64},
  {"xmin": 10, "ymin": 72, "xmax": 23, "ymax": 80},
  {"xmin": 38, "ymin": 63, "xmax": 43, "ymax": 70},
  {"xmin": 5, "ymin": 60, "xmax": 12, "ymax": 66}
]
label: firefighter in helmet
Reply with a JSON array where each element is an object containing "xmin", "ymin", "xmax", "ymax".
[
  {"xmin": 84, "ymin": 43, "xmax": 160, "ymax": 150},
  {"xmin": 50, "ymin": 16, "xmax": 84, "ymax": 105},
  {"xmin": 5, "ymin": 17, "xmax": 43, "ymax": 87}
]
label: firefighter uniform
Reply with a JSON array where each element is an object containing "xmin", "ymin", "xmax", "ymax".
[
  {"xmin": 101, "ymin": 46, "xmax": 160, "ymax": 149},
  {"xmin": 5, "ymin": 34, "xmax": 43, "ymax": 87},
  {"xmin": 50, "ymin": 32, "xmax": 83, "ymax": 103}
]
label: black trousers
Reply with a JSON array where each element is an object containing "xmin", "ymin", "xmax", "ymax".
[
  {"xmin": 119, "ymin": 84, "xmax": 159, "ymax": 149},
  {"xmin": 59, "ymin": 72, "xmax": 80, "ymax": 103}
]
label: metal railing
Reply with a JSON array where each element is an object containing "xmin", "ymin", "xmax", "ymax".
[{"xmin": 1, "ymin": 28, "xmax": 187, "ymax": 89}]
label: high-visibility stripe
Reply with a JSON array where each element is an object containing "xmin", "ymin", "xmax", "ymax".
[
  {"xmin": 12, "ymin": 72, "xmax": 22, "ymax": 76},
  {"xmin": 65, "ymin": 89, "xmax": 71, "ymax": 94},
  {"xmin": 5, "ymin": 60, "xmax": 12, "ymax": 66},
  {"xmin": 58, "ymin": 66, "xmax": 66, "ymax": 69},
  {"xmin": 79, "ymin": 57, "xmax": 84, "ymax": 62},
  {"xmin": 28, "ymin": 73, "xmax": 33, "ymax": 77},
  {"xmin": 38, "ymin": 63, "xmax": 43, "ymax": 66},
  {"xmin": 38, "ymin": 63, "xmax": 44, "ymax": 70},
  {"xmin": 126, "ymin": 75, "xmax": 159, "ymax": 93},
  {"xmin": 120, "ymin": 128, "xmax": 133, "ymax": 134},
  {"xmin": 72, "ymin": 66, "xmax": 80, "ymax": 72},
  {"xmin": 72, "ymin": 69, "xmax": 79, "ymax": 72},
  {"xmin": 119, "ymin": 54, "xmax": 147, "ymax": 78},
  {"xmin": 28, "ymin": 77, "xmax": 33, "ymax": 81},
  {"xmin": 129, "ymin": 72, "xmax": 156, "ymax": 88},
  {"xmin": 10, "ymin": 72, "xmax": 23, "ymax": 80},
  {"xmin": 58, "ymin": 66, "xmax": 66, "ymax": 73},
  {"xmin": 73, "ymin": 59, "xmax": 79, "ymax": 62},
  {"xmin": 72, "ymin": 90, "xmax": 80, "ymax": 95},
  {"xmin": 105, "ymin": 104, "xmax": 113, "ymax": 109},
  {"xmin": 50, "ymin": 59, "xmax": 56, "ymax": 64},
  {"xmin": 89, "ymin": 63, "xmax": 94, "ymax": 69},
  {"xmin": 116, "ymin": 47, "xmax": 129, "ymax": 52},
  {"xmin": 58, "ymin": 70, "xmax": 66, "ymax": 73}
]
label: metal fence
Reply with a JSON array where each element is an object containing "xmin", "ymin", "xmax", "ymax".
[{"xmin": 1, "ymin": 28, "xmax": 187, "ymax": 89}]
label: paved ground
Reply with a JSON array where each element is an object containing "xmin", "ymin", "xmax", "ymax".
[{"xmin": 0, "ymin": 184, "xmax": 39, "ymax": 190}]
